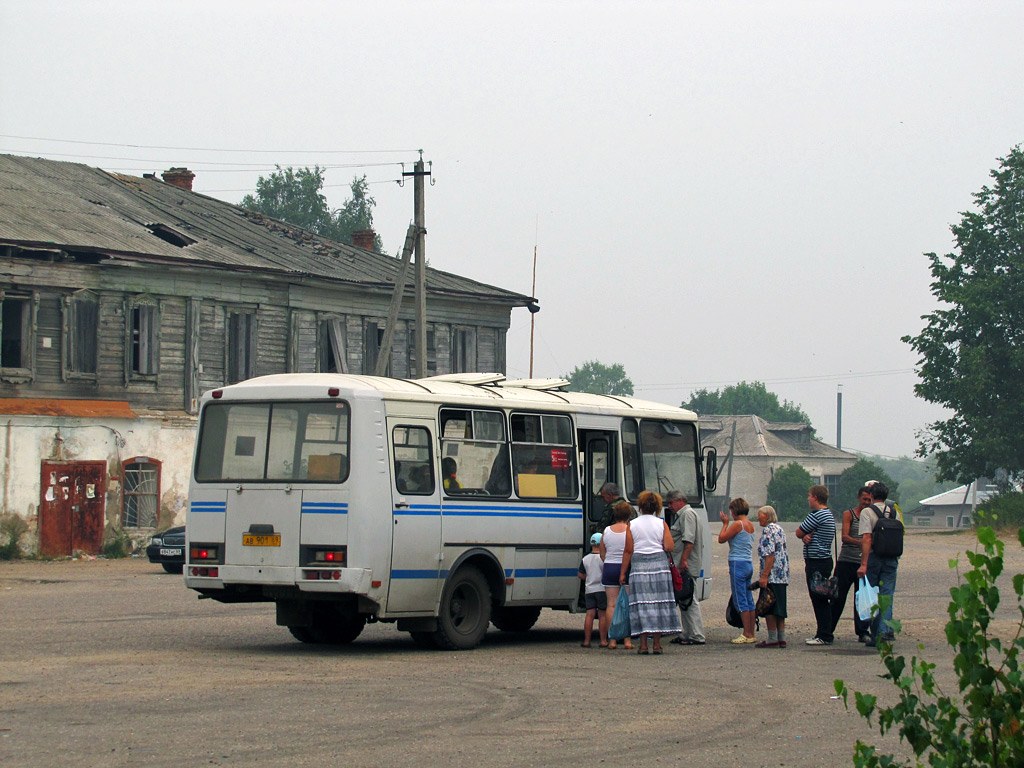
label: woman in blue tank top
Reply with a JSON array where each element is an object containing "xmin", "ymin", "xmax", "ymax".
[{"xmin": 719, "ymin": 497, "xmax": 757, "ymax": 643}]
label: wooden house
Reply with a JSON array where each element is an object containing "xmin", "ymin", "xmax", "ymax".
[{"xmin": 0, "ymin": 154, "xmax": 535, "ymax": 554}]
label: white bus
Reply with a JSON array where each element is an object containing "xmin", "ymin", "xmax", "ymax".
[{"xmin": 184, "ymin": 372, "xmax": 718, "ymax": 649}]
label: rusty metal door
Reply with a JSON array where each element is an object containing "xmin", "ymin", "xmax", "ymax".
[{"xmin": 38, "ymin": 461, "xmax": 107, "ymax": 556}]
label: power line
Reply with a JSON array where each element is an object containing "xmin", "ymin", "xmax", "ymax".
[
  {"xmin": 0, "ymin": 134, "xmax": 417, "ymax": 154},
  {"xmin": 636, "ymin": 368, "xmax": 915, "ymax": 390},
  {"xmin": 0, "ymin": 148, "xmax": 403, "ymax": 170}
]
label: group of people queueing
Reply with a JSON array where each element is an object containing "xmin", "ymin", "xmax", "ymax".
[{"xmin": 579, "ymin": 480, "xmax": 900, "ymax": 650}]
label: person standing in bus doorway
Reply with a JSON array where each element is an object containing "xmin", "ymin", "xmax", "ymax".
[
  {"xmin": 596, "ymin": 482, "xmax": 631, "ymax": 532},
  {"xmin": 578, "ymin": 532, "xmax": 608, "ymax": 647},
  {"xmin": 796, "ymin": 485, "xmax": 837, "ymax": 646},
  {"xmin": 599, "ymin": 501, "xmax": 634, "ymax": 650},
  {"xmin": 665, "ymin": 490, "xmax": 706, "ymax": 646},
  {"xmin": 442, "ymin": 457, "xmax": 462, "ymax": 492}
]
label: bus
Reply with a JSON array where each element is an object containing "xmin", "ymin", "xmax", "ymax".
[{"xmin": 184, "ymin": 372, "xmax": 718, "ymax": 650}]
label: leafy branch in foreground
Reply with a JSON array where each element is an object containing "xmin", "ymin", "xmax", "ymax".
[{"xmin": 834, "ymin": 524, "xmax": 1024, "ymax": 767}]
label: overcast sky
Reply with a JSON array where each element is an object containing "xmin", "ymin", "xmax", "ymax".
[{"xmin": 3, "ymin": 0, "xmax": 1022, "ymax": 459}]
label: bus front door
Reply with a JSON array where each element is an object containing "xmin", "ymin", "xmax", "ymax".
[
  {"xmin": 386, "ymin": 418, "xmax": 443, "ymax": 613},
  {"xmin": 581, "ymin": 431, "xmax": 616, "ymax": 538}
]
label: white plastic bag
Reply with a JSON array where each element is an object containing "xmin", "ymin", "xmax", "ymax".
[{"xmin": 856, "ymin": 576, "xmax": 879, "ymax": 622}]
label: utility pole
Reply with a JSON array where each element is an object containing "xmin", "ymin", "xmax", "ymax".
[
  {"xmin": 836, "ymin": 384, "xmax": 843, "ymax": 450},
  {"xmin": 402, "ymin": 153, "xmax": 430, "ymax": 378},
  {"xmin": 529, "ymin": 243, "xmax": 537, "ymax": 377}
]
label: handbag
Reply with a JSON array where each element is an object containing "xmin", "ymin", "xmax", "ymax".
[
  {"xmin": 608, "ymin": 587, "xmax": 632, "ymax": 640},
  {"xmin": 856, "ymin": 575, "xmax": 879, "ymax": 621},
  {"xmin": 810, "ymin": 570, "xmax": 838, "ymax": 600},
  {"xmin": 668, "ymin": 556, "xmax": 683, "ymax": 593},
  {"xmin": 754, "ymin": 584, "xmax": 776, "ymax": 617},
  {"xmin": 725, "ymin": 594, "xmax": 743, "ymax": 628}
]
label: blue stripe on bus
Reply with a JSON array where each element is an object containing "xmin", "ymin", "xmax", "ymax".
[
  {"xmin": 301, "ymin": 503, "xmax": 348, "ymax": 514},
  {"xmin": 391, "ymin": 569, "xmax": 450, "ymax": 579},
  {"xmin": 394, "ymin": 505, "xmax": 442, "ymax": 516},
  {"xmin": 190, "ymin": 502, "xmax": 226, "ymax": 513},
  {"xmin": 515, "ymin": 567, "xmax": 579, "ymax": 578},
  {"xmin": 443, "ymin": 509, "xmax": 582, "ymax": 519}
]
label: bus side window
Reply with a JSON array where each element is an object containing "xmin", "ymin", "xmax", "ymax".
[{"xmin": 393, "ymin": 426, "xmax": 435, "ymax": 495}]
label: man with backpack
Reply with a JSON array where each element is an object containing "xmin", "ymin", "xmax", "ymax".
[{"xmin": 857, "ymin": 481, "xmax": 904, "ymax": 647}]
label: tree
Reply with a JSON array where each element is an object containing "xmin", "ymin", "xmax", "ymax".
[
  {"xmin": 240, "ymin": 166, "xmax": 383, "ymax": 251},
  {"xmin": 873, "ymin": 455, "xmax": 958, "ymax": 511},
  {"xmin": 563, "ymin": 361, "xmax": 633, "ymax": 396},
  {"xmin": 766, "ymin": 462, "xmax": 813, "ymax": 521},
  {"xmin": 835, "ymin": 526, "xmax": 1024, "ymax": 767},
  {"xmin": 904, "ymin": 146, "xmax": 1024, "ymax": 484},
  {"xmin": 834, "ymin": 458, "xmax": 899, "ymax": 513},
  {"xmin": 682, "ymin": 381, "xmax": 813, "ymax": 429}
]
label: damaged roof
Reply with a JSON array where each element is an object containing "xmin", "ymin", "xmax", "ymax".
[
  {"xmin": 0, "ymin": 153, "xmax": 534, "ymax": 306},
  {"xmin": 700, "ymin": 414, "xmax": 857, "ymax": 460}
]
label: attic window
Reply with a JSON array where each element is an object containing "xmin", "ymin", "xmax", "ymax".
[{"xmin": 145, "ymin": 223, "xmax": 195, "ymax": 248}]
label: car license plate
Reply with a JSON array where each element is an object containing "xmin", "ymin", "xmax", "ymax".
[
  {"xmin": 243, "ymin": 533, "xmax": 281, "ymax": 547},
  {"xmin": 159, "ymin": 548, "xmax": 182, "ymax": 557}
]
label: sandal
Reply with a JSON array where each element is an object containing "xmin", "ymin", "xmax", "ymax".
[
  {"xmin": 637, "ymin": 648, "xmax": 649, "ymax": 655},
  {"xmin": 580, "ymin": 643, "xmax": 591, "ymax": 648}
]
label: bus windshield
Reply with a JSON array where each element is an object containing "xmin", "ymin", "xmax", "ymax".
[
  {"xmin": 638, "ymin": 420, "xmax": 700, "ymax": 503},
  {"xmin": 194, "ymin": 401, "xmax": 350, "ymax": 483}
]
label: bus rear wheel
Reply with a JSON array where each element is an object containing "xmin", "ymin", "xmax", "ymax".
[
  {"xmin": 491, "ymin": 605, "xmax": 542, "ymax": 633},
  {"xmin": 433, "ymin": 566, "xmax": 491, "ymax": 650},
  {"xmin": 309, "ymin": 609, "xmax": 366, "ymax": 644}
]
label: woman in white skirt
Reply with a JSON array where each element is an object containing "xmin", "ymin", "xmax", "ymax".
[{"xmin": 620, "ymin": 490, "xmax": 681, "ymax": 654}]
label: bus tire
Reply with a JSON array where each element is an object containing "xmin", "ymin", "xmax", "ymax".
[
  {"xmin": 491, "ymin": 605, "xmax": 542, "ymax": 633},
  {"xmin": 433, "ymin": 566, "xmax": 491, "ymax": 650},
  {"xmin": 310, "ymin": 609, "xmax": 366, "ymax": 645},
  {"xmin": 288, "ymin": 625, "xmax": 316, "ymax": 643}
]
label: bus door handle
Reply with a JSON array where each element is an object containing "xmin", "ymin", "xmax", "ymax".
[{"xmin": 394, "ymin": 501, "xmax": 410, "ymax": 509}]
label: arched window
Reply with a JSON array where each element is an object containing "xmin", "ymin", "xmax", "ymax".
[{"xmin": 123, "ymin": 458, "xmax": 161, "ymax": 528}]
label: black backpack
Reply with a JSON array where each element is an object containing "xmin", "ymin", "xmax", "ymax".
[{"xmin": 871, "ymin": 503, "xmax": 904, "ymax": 558}]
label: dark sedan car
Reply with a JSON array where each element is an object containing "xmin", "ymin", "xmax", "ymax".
[{"xmin": 146, "ymin": 526, "xmax": 185, "ymax": 573}]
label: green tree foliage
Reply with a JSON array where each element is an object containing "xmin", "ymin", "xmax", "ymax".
[
  {"xmin": 835, "ymin": 525, "xmax": 1024, "ymax": 767},
  {"xmin": 240, "ymin": 166, "xmax": 383, "ymax": 251},
  {"xmin": 873, "ymin": 456, "xmax": 958, "ymax": 511},
  {"xmin": 977, "ymin": 491, "xmax": 1024, "ymax": 531},
  {"xmin": 682, "ymin": 381, "xmax": 813, "ymax": 429},
  {"xmin": 834, "ymin": 458, "xmax": 899, "ymax": 513},
  {"xmin": 766, "ymin": 462, "xmax": 814, "ymax": 521},
  {"xmin": 564, "ymin": 361, "xmax": 633, "ymax": 396},
  {"xmin": 904, "ymin": 146, "xmax": 1024, "ymax": 484}
]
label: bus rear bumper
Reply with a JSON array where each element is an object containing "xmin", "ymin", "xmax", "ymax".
[{"xmin": 185, "ymin": 566, "xmax": 372, "ymax": 594}]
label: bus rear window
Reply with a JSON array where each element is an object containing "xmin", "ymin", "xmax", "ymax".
[{"xmin": 195, "ymin": 401, "xmax": 350, "ymax": 483}]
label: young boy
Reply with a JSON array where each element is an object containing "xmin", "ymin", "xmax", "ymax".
[{"xmin": 577, "ymin": 532, "xmax": 608, "ymax": 647}]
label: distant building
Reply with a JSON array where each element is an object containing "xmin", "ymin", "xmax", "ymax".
[
  {"xmin": 699, "ymin": 415, "xmax": 858, "ymax": 516},
  {"xmin": 906, "ymin": 479, "xmax": 995, "ymax": 528},
  {"xmin": 0, "ymin": 154, "xmax": 535, "ymax": 554}
]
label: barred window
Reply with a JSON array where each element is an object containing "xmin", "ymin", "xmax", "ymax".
[{"xmin": 123, "ymin": 459, "xmax": 161, "ymax": 528}]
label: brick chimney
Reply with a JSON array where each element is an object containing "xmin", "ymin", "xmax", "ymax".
[
  {"xmin": 161, "ymin": 167, "xmax": 195, "ymax": 190},
  {"xmin": 351, "ymin": 229, "xmax": 375, "ymax": 251}
]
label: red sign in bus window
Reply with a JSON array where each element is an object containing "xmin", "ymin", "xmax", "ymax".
[{"xmin": 550, "ymin": 449, "xmax": 569, "ymax": 469}]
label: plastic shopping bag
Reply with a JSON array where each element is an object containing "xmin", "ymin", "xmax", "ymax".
[
  {"xmin": 856, "ymin": 576, "xmax": 879, "ymax": 622},
  {"xmin": 608, "ymin": 587, "xmax": 632, "ymax": 641}
]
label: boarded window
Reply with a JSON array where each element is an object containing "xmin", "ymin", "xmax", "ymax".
[
  {"xmin": 0, "ymin": 292, "xmax": 33, "ymax": 373},
  {"xmin": 318, "ymin": 318, "xmax": 348, "ymax": 373},
  {"xmin": 363, "ymin": 320, "xmax": 389, "ymax": 376},
  {"xmin": 226, "ymin": 310, "xmax": 256, "ymax": 384},
  {"xmin": 128, "ymin": 300, "xmax": 160, "ymax": 378},
  {"xmin": 64, "ymin": 292, "xmax": 98, "ymax": 376},
  {"xmin": 452, "ymin": 328, "xmax": 476, "ymax": 373},
  {"xmin": 123, "ymin": 459, "xmax": 160, "ymax": 528}
]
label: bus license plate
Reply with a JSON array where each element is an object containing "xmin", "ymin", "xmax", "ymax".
[{"xmin": 242, "ymin": 534, "xmax": 281, "ymax": 547}]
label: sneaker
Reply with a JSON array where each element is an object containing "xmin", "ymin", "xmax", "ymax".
[
  {"xmin": 858, "ymin": 635, "xmax": 870, "ymax": 644},
  {"xmin": 805, "ymin": 637, "xmax": 832, "ymax": 646}
]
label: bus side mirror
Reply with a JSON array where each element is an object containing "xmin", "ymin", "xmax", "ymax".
[{"xmin": 702, "ymin": 446, "xmax": 718, "ymax": 494}]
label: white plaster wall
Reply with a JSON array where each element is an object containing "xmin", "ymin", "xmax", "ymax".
[{"xmin": 1, "ymin": 415, "xmax": 197, "ymax": 551}]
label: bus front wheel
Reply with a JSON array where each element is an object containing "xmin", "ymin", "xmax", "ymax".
[{"xmin": 433, "ymin": 566, "xmax": 491, "ymax": 650}]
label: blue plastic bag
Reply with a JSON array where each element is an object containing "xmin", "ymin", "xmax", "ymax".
[
  {"xmin": 608, "ymin": 588, "xmax": 631, "ymax": 640},
  {"xmin": 856, "ymin": 576, "xmax": 878, "ymax": 622}
]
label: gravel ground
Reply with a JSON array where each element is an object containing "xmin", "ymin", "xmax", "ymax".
[{"xmin": 1, "ymin": 527, "xmax": 1021, "ymax": 768}]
